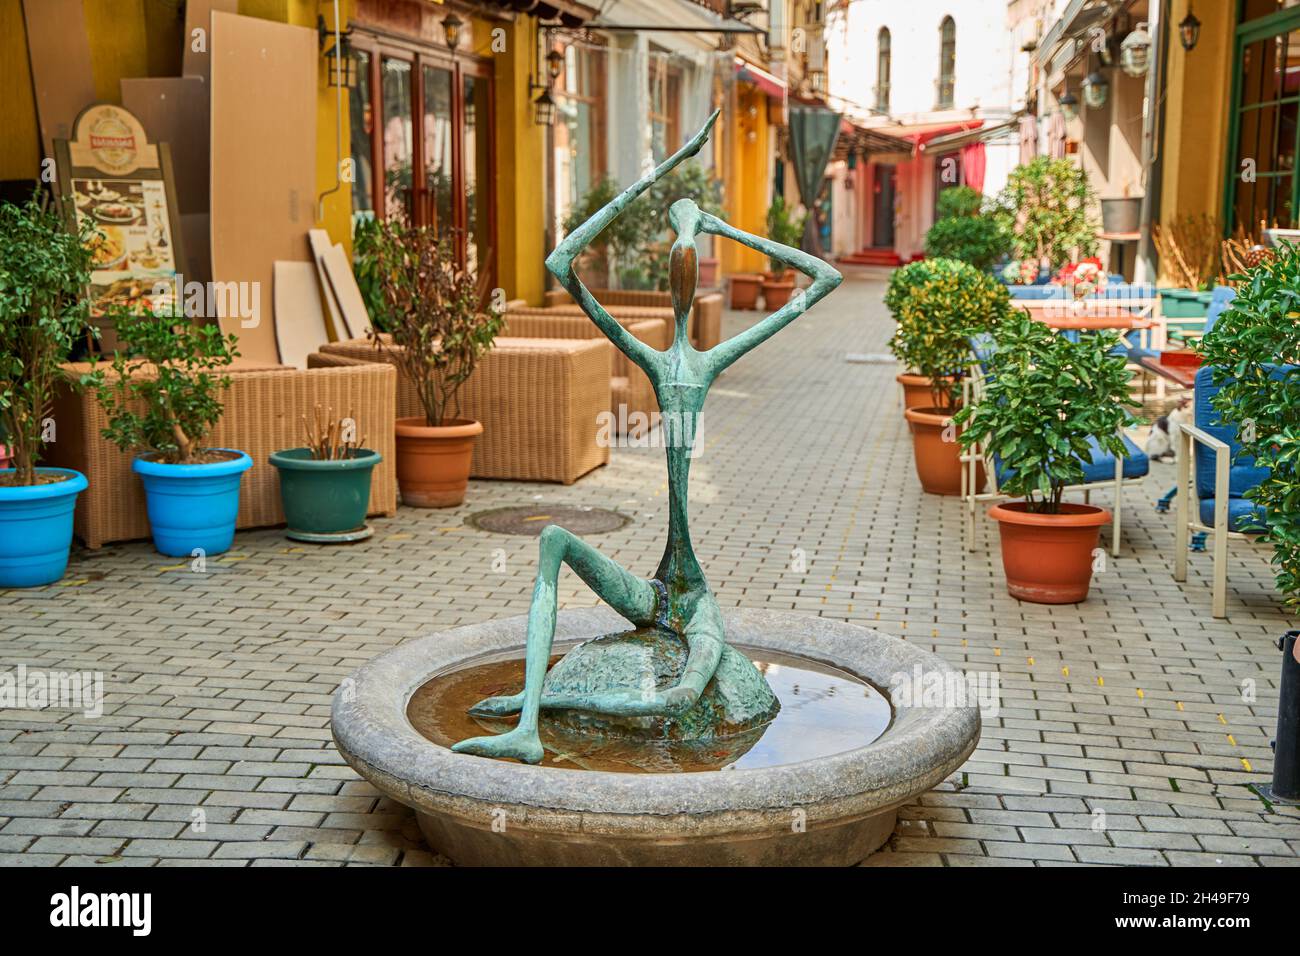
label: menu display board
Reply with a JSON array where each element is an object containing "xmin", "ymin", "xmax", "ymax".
[{"xmin": 54, "ymin": 104, "xmax": 186, "ymax": 325}]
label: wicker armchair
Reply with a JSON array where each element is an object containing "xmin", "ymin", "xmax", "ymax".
[
  {"xmin": 312, "ymin": 335, "xmax": 610, "ymax": 484},
  {"xmin": 48, "ymin": 361, "xmax": 398, "ymax": 549},
  {"xmin": 540, "ymin": 289, "xmax": 723, "ymax": 351},
  {"xmin": 500, "ymin": 313, "xmax": 664, "ymax": 430}
]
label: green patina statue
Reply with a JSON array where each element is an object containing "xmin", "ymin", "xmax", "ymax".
[{"xmin": 451, "ymin": 110, "xmax": 843, "ymax": 765}]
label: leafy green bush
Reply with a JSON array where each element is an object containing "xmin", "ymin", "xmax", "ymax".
[
  {"xmin": 954, "ymin": 313, "xmax": 1137, "ymax": 512},
  {"xmin": 764, "ymin": 195, "xmax": 806, "ymax": 274},
  {"xmin": 923, "ymin": 215, "xmax": 1011, "ymax": 272},
  {"xmin": 887, "ymin": 257, "xmax": 1014, "ymax": 407},
  {"xmin": 96, "ymin": 310, "xmax": 239, "ymax": 465},
  {"xmin": 1196, "ymin": 243, "xmax": 1300, "ymax": 605},
  {"xmin": 992, "ymin": 157, "xmax": 1098, "ymax": 269},
  {"xmin": 365, "ymin": 219, "xmax": 503, "ymax": 427},
  {"xmin": 351, "ymin": 215, "xmax": 386, "ymax": 332},
  {"xmin": 936, "ymin": 185, "xmax": 983, "ymax": 220},
  {"xmin": 0, "ymin": 193, "xmax": 100, "ymax": 485}
]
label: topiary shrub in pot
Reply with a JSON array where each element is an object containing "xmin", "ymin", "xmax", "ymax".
[
  {"xmin": 761, "ymin": 196, "xmax": 806, "ymax": 309},
  {"xmin": 923, "ymin": 187, "xmax": 1011, "ymax": 273},
  {"xmin": 270, "ymin": 405, "xmax": 380, "ymax": 543},
  {"xmin": 0, "ymin": 193, "xmax": 99, "ymax": 587},
  {"xmin": 367, "ymin": 220, "xmax": 502, "ymax": 507},
  {"xmin": 954, "ymin": 313, "xmax": 1138, "ymax": 603},
  {"xmin": 991, "ymin": 157, "xmax": 1098, "ymax": 276},
  {"xmin": 888, "ymin": 257, "xmax": 1013, "ymax": 495},
  {"xmin": 95, "ymin": 308, "xmax": 247, "ymax": 557},
  {"xmin": 1195, "ymin": 241, "xmax": 1300, "ymax": 609}
]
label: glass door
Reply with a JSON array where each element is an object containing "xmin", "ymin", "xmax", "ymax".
[
  {"xmin": 1225, "ymin": 9, "xmax": 1300, "ymax": 231},
  {"xmin": 350, "ymin": 31, "xmax": 495, "ymax": 281}
]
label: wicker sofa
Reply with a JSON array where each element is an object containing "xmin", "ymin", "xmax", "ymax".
[
  {"xmin": 47, "ymin": 361, "xmax": 398, "ymax": 549},
  {"xmin": 501, "ymin": 312, "xmax": 664, "ymax": 428},
  {"xmin": 541, "ymin": 289, "xmax": 723, "ymax": 351},
  {"xmin": 312, "ymin": 335, "xmax": 610, "ymax": 485}
]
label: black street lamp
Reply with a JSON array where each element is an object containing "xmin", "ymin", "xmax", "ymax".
[
  {"xmin": 534, "ymin": 88, "xmax": 557, "ymax": 127},
  {"xmin": 1179, "ymin": 6, "xmax": 1202, "ymax": 52}
]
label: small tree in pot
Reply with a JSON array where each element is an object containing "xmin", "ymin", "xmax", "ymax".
[
  {"xmin": 889, "ymin": 257, "xmax": 1012, "ymax": 495},
  {"xmin": 1196, "ymin": 242, "xmax": 1300, "ymax": 608},
  {"xmin": 0, "ymin": 193, "xmax": 99, "ymax": 587},
  {"xmin": 270, "ymin": 405, "xmax": 381, "ymax": 543},
  {"xmin": 367, "ymin": 220, "xmax": 502, "ymax": 507},
  {"xmin": 992, "ymin": 157, "xmax": 1098, "ymax": 273},
  {"xmin": 761, "ymin": 196, "xmax": 806, "ymax": 309},
  {"xmin": 95, "ymin": 308, "xmax": 248, "ymax": 557},
  {"xmin": 954, "ymin": 313, "xmax": 1138, "ymax": 602}
]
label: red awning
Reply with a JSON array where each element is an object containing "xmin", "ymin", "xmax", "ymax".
[
  {"xmin": 735, "ymin": 57, "xmax": 786, "ymax": 100},
  {"xmin": 867, "ymin": 120, "xmax": 984, "ymax": 146}
]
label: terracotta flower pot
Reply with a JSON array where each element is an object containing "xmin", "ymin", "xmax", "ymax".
[
  {"xmin": 896, "ymin": 373, "xmax": 955, "ymax": 412},
  {"xmin": 394, "ymin": 417, "xmax": 483, "ymax": 508},
  {"xmin": 903, "ymin": 406, "xmax": 978, "ymax": 496},
  {"xmin": 762, "ymin": 278, "xmax": 796, "ymax": 309},
  {"xmin": 989, "ymin": 502, "xmax": 1111, "ymax": 604},
  {"xmin": 729, "ymin": 274, "xmax": 762, "ymax": 310},
  {"xmin": 698, "ymin": 256, "xmax": 720, "ymax": 287}
]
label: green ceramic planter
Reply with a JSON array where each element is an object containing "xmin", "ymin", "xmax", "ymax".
[
  {"xmin": 1159, "ymin": 288, "xmax": 1213, "ymax": 319},
  {"xmin": 269, "ymin": 447, "xmax": 381, "ymax": 543}
]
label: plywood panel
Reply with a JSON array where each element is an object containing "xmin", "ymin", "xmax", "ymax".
[
  {"xmin": 274, "ymin": 261, "xmax": 329, "ymax": 370},
  {"xmin": 120, "ymin": 76, "xmax": 209, "ymax": 215},
  {"xmin": 321, "ymin": 243, "xmax": 372, "ymax": 339},
  {"xmin": 182, "ymin": 0, "xmax": 238, "ymax": 82},
  {"xmin": 181, "ymin": 212, "xmax": 212, "ymax": 286},
  {"xmin": 210, "ymin": 11, "xmax": 317, "ymax": 364},
  {"xmin": 308, "ymin": 228, "xmax": 344, "ymax": 340},
  {"xmin": 22, "ymin": 0, "xmax": 96, "ymax": 159}
]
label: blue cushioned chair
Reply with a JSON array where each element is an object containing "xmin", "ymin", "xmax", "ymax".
[{"xmin": 1174, "ymin": 364, "xmax": 1270, "ymax": 618}]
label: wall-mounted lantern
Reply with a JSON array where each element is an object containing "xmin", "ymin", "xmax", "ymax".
[
  {"xmin": 442, "ymin": 14, "xmax": 464, "ymax": 50},
  {"xmin": 534, "ymin": 88, "xmax": 557, "ymax": 127},
  {"xmin": 1082, "ymin": 67, "xmax": 1109, "ymax": 109},
  {"xmin": 317, "ymin": 16, "xmax": 357, "ymax": 88},
  {"xmin": 1059, "ymin": 88, "xmax": 1079, "ymax": 121},
  {"xmin": 1120, "ymin": 22, "xmax": 1152, "ymax": 77},
  {"xmin": 1179, "ymin": 6, "xmax": 1202, "ymax": 52}
]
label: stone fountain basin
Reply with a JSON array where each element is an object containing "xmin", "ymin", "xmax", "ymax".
[{"xmin": 331, "ymin": 607, "xmax": 981, "ymax": 866}]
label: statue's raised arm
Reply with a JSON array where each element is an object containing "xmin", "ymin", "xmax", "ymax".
[
  {"xmin": 698, "ymin": 212, "xmax": 842, "ymax": 377},
  {"xmin": 544, "ymin": 110, "xmax": 721, "ymax": 373}
]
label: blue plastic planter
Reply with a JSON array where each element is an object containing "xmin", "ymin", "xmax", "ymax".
[
  {"xmin": 0, "ymin": 468, "xmax": 88, "ymax": 588},
  {"xmin": 133, "ymin": 450, "xmax": 253, "ymax": 557}
]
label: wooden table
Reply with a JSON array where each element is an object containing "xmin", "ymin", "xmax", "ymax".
[
  {"xmin": 1139, "ymin": 354, "xmax": 1199, "ymax": 389},
  {"xmin": 1018, "ymin": 302, "xmax": 1154, "ymax": 331}
]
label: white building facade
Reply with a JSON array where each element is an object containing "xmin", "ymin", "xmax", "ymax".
[{"xmin": 825, "ymin": 1, "xmax": 1020, "ymax": 260}]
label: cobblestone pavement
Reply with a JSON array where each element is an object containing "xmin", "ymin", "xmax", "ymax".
[{"xmin": 2, "ymin": 266, "xmax": 1298, "ymax": 867}]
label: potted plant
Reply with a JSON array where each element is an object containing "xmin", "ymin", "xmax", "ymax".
[
  {"xmin": 923, "ymin": 187, "xmax": 1011, "ymax": 273},
  {"xmin": 95, "ymin": 308, "xmax": 248, "ymax": 557},
  {"xmin": 644, "ymin": 164, "xmax": 726, "ymax": 290},
  {"xmin": 992, "ymin": 157, "xmax": 1098, "ymax": 297},
  {"xmin": 1153, "ymin": 213, "xmax": 1219, "ymax": 319},
  {"xmin": 1196, "ymin": 241, "xmax": 1300, "ymax": 609},
  {"xmin": 887, "ymin": 258, "xmax": 1012, "ymax": 495},
  {"xmin": 368, "ymin": 219, "xmax": 502, "ymax": 507},
  {"xmin": 761, "ymin": 196, "xmax": 806, "ymax": 309},
  {"xmin": 270, "ymin": 405, "xmax": 380, "ymax": 543},
  {"xmin": 0, "ymin": 193, "xmax": 98, "ymax": 588},
  {"xmin": 954, "ymin": 313, "xmax": 1138, "ymax": 602}
]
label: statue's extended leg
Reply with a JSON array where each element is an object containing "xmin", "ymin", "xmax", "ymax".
[{"xmin": 450, "ymin": 525, "xmax": 658, "ymax": 763}]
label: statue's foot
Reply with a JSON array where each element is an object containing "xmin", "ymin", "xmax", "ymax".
[
  {"xmin": 467, "ymin": 692, "xmax": 524, "ymax": 717},
  {"xmin": 451, "ymin": 728, "xmax": 545, "ymax": 765}
]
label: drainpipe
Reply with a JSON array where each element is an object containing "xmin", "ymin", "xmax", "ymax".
[
  {"xmin": 1135, "ymin": 0, "xmax": 1169, "ymax": 284},
  {"xmin": 316, "ymin": 0, "xmax": 345, "ymax": 224}
]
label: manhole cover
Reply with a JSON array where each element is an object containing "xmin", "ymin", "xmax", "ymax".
[{"xmin": 466, "ymin": 505, "xmax": 630, "ymax": 536}]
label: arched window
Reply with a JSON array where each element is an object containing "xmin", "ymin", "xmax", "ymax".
[
  {"xmin": 937, "ymin": 16, "xmax": 956, "ymax": 108},
  {"xmin": 876, "ymin": 28, "xmax": 891, "ymax": 113}
]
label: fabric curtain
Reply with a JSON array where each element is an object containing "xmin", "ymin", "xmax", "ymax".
[
  {"xmin": 788, "ymin": 105, "xmax": 842, "ymax": 257},
  {"xmin": 960, "ymin": 143, "xmax": 986, "ymax": 193},
  {"xmin": 1019, "ymin": 115, "xmax": 1038, "ymax": 165}
]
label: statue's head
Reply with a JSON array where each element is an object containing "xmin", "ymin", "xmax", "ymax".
[{"xmin": 668, "ymin": 199, "xmax": 702, "ymax": 321}]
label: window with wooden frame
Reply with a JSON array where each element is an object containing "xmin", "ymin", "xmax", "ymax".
[
  {"xmin": 937, "ymin": 16, "xmax": 956, "ymax": 109},
  {"xmin": 649, "ymin": 49, "xmax": 682, "ymax": 163},
  {"xmin": 552, "ymin": 38, "xmax": 608, "ymax": 233},
  {"xmin": 346, "ymin": 29, "xmax": 495, "ymax": 279}
]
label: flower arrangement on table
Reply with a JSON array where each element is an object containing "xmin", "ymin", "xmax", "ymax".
[
  {"xmin": 1051, "ymin": 257, "xmax": 1107, "ymax": 299},
  {"xmin": 999, "ymin": 259, "xmax": 1041, "ymax": 286}
]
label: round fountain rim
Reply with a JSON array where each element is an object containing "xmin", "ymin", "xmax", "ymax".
[{"xmin": 331, "ymin": 607, "xmax": 981, "ymax": 817}]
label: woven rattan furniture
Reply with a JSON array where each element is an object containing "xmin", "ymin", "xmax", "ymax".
[
  {"xmin": 500, "ymin": 313, "xmax": 664, "ymax": 427},
  {"xmin": 312, "ymin": 335, "xmax": 610, "ymax": 485},
  {"xmin": 47, "ymin": 361, "xmax": 398, "ymax": 549},
  {"xmin": 541, "ymin": 289, "xmax": 723, "ymax": 351}
]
